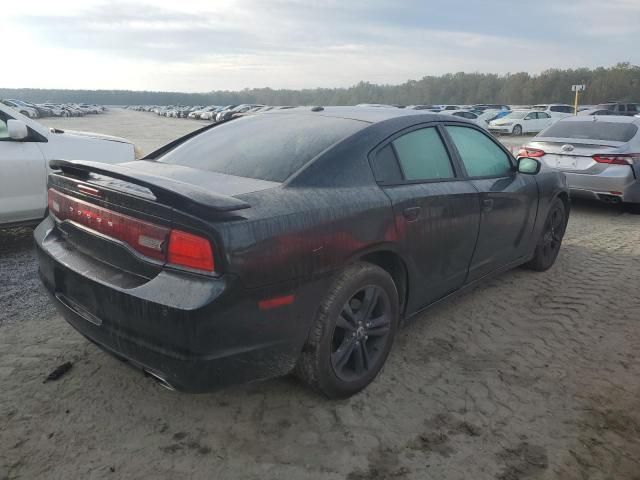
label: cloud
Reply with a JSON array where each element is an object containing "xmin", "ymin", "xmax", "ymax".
[{"xmin": 5, "ymin": 0, "xmax": 640, "ymax": 91}]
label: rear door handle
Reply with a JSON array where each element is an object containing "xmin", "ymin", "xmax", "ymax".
[
  {"xmin": 403, "ymin": 206, "xmax": 421, "ymax": 221},
  {"xmin": 482, "ymin": 198, "xmax": 494, "ymax": 212}
]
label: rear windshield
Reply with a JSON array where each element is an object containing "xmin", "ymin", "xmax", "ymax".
[
  {"xmin": 157, "ymin": 114, "xmax": 366, "ymax": 182},
  {"xmin": 539, "ymin": 121, "xmax": 638, "ymax": 142}
]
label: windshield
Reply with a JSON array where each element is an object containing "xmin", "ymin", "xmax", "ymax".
[
  {"xmin": 539, "ymin": 121, "xmax": 638, "ymax": 142},
  {"xmin": 157, "ymin": 113, "xmax": 367, "ymax": 182}
]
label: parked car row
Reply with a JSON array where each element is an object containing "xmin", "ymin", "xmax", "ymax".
[
  {"xmin": 127, "ymin": 104, "xmax": 296, "ymax": 122},
  {"xmin": 0, "ymin": 99, "xmax": 106, "ymax": 119},
  {"xmin": 128, "ymin": 100, "xmax": 639, "ymax": 139}
]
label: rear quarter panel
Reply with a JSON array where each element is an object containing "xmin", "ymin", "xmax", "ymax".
[{"xmin": 223, "ymin": 185, "xmax": 395, "ymax": 289}]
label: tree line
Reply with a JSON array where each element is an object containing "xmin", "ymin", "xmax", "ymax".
[{"xmin": 2, "ymin": 63, "xmax": 638, "ymax": 107}]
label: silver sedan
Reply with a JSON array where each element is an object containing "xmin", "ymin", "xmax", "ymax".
[{"xmin": 519, "ymin": 116, "xmax": 640, "ymax": 205}]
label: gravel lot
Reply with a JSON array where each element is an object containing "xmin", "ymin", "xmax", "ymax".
[{"xmin": 1, "ymin": 109, "xmax": 639, "ymax": 480}]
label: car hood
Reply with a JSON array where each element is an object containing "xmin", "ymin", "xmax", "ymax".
[{"xmin": 52, "ymin": 129, "xmax": 133, "ymax": 145}]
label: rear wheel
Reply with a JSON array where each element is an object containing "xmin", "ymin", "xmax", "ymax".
[
  {"xmin": 296, "ymin": 262, "xmax": 399, "ymax": 398},
  {"xmin": 525, "ymin": 198, "xmax": 567, "ymax": 271},
  {"xmin": 512, "ymin": 124, "xmax": 523, "ymax": 136}
]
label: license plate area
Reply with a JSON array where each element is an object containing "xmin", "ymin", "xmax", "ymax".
[
  {"xmin": 55, "ymin": 270, "xmax": 102, "ymax": 326},
  {"xmin": 555, "ymin": 155, "xmax": 577, "ymax": 169}
]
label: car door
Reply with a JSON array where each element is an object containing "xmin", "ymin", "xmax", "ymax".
[
  {"xmin": 443, "ymin": 124, "xmax": 538, "ymax": 281},
  {"xmin": 370, "ymin": 124, "xmax": 480, "ymax": 311},
  {"xmin": 0, "ymin": 111, "xmax": 48, "ymax": 225},
  {"xmin": 522, "ymin": 112, "xmax": 538, "ymax": 133},
  {"xmin": 536, "ymin": 112, "xmax": 553, "ymax": 131}
]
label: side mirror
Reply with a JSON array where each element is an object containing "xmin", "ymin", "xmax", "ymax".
[
  {"xmin": 8, "ymin": 120, "xmax": 29, "ymax": 140},
  {"xmin": 518, "ymin": 157, "xmax": 541, "ymax": 175}
]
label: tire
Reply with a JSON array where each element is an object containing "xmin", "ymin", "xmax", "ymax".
[
  {"xmin": 525, "ymin": 197, "xmax": 567, "ymax": 271},
  {"xmin": 296, "ymin": 262, "xmax": 399, "ymax": 398},
  {"xmin": 512, "ymin": 124, "xmax": 523, "ymax": 136}
]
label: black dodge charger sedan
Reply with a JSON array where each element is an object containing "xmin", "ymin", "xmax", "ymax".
[{"xmin": 35, "ymin": 107, "xmax": 569, "ymax": 398}]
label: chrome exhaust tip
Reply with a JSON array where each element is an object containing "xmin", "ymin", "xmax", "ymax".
[{"xmin": 144, "ymin": 369, "xmax": 176, "ymax": 391}]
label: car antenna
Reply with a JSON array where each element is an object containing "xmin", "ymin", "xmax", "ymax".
[{"xmin": 310, "ymin": 106, "xmax": 324, "ymax": 112}]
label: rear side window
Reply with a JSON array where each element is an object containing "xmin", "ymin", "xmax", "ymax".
[
  {"xmin": 539, "ymin": 121, "xmax": 638, "ymax": 142},
  {"xmin": 392, "ymin": 127, "xmax": 454, "ymax": 181},
  {"xmin": 370, "ymin": 144, "xmax": 402, "ymax": 184},
  {"xmin": 157, "ymin": 114, "xmax": 366, "ymax": 182},
  {"xmin": 446, "ymin": 126, "xmax": 512, "ymax": 177}
]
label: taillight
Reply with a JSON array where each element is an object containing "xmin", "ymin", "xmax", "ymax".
[
  {"xmin": 517, "ymin": 147, "xmax": 546, "ymax": 158},
  {"xmin": 167, "ymin": 230, "xmax": 214, "ymax": 272},
  {"xmin": 592, "ymin": 154, "xmax": 639, "ymax": 165},
  {"xmin": 48, "ymin": 189, "xmax": 215, "ymax": 273}
]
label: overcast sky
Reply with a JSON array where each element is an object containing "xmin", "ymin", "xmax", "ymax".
[{"xmin": 3, "ymin": 0, "xmax": 639, "ymax": 92}]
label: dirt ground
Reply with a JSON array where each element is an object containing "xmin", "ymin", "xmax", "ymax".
[{"xmin": 1, "ymin": 109, "xmax": 639, "ymax": 480}]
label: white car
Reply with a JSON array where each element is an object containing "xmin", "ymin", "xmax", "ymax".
[
  {"xmin": 438, "ymin": 110, "xmax": 489, "ymax": 130},
  {"xmin": 489, "ymin": 110, "xmax": 554, "ymax": 136},
  {"xmin": 532, "ymin": 104, "xmax": 575, "ymax": 118},
  {"xmin": 1, "ymin": 99, "xmax": 39, "ymax": 119},
  {"xmin": 0, "ymin": 104, "xmax": 138, "ymax": 227}
]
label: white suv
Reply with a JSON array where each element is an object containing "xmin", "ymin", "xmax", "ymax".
[{"xmin": 532, "ymin": 104, "xmax": 575, "ymax": 118}]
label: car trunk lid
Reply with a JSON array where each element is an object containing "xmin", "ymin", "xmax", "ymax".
[
  {"xmin": 527, "ymin": 139, "xmax": 628, "ymax": 174},
  {"xmin": 47, "ymin": 160, "xmax": 276, "ymax": 281}
]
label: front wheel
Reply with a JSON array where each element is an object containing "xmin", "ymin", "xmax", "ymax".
[
  {"xmin": 525, "ymin": 198, "xmax": 567, "ymax": 271},
  {"xmin": 296, "ymin": 262, "xmax": 399, "ymax": 398},
  {"xmin": 512, "ymin": 124, "xmax": 523, "ymax": 136}
]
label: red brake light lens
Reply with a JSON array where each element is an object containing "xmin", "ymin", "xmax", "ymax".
[
  {"xmin": 167, "ymin": 230, "xmax": 215, "ymax": 272},
  {"xmin": 592, "ymin": 154, "xmax": 638, "ymax": 165},
  {"xmin": 517, "ymin": 147, "xmax": 546, "ymax": 158},
  {"xmin": 48, "ymin": 189, "xmax": 215, "ymax": 273}
]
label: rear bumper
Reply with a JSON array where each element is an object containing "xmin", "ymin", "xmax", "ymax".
[
  {"xmin": 35, "ymin": 217, "xmax": 325, "ymax": 392},
  {"xmin": 564, "ymin": 168, "xmax": 639, "ymax": 203}
]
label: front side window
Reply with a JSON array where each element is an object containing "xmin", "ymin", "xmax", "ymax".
[
  {"xmin": 392, "ymin": 127, "xmax": 454, "ymax": 181},
  {"xmin": 445, "ymin": 126, "xmax": 512, "ymax": 177},
  {"xmin": 525, "ymin": 113, "xmax": 536, "ymax": 120},
  {"xmin": 618, "ymin": 104, "xmax": 627, "ymax": 112}
]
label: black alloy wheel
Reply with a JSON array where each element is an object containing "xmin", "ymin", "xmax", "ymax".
[
  {"xmin": 330, "ymin": 285, "xmax": 392, "ymax": 382},
  {"xmin": 526, "ymin": 198, "xmax": 566, "ymax": 271},
  {"xmin": 296, "ymin": 262, "xmax": 399, "ymax": 398}
]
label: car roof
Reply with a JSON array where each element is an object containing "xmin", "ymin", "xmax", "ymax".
[{"xmin": 262, "ymin": 106, "xmax": 445, "ymax": 124}]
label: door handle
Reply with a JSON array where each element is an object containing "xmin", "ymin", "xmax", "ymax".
[
  {"xmin": 403, "ymin": 206, "xmax": 421, "ymax": 221},
  {"xmin": 481, "ymin": 198, "xmax": 494, "ymax": 212}
]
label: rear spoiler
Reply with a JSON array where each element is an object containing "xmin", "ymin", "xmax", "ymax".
[{"xmin": 49, "ymin": 159, "xmax": 250, "ymax": 212}]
